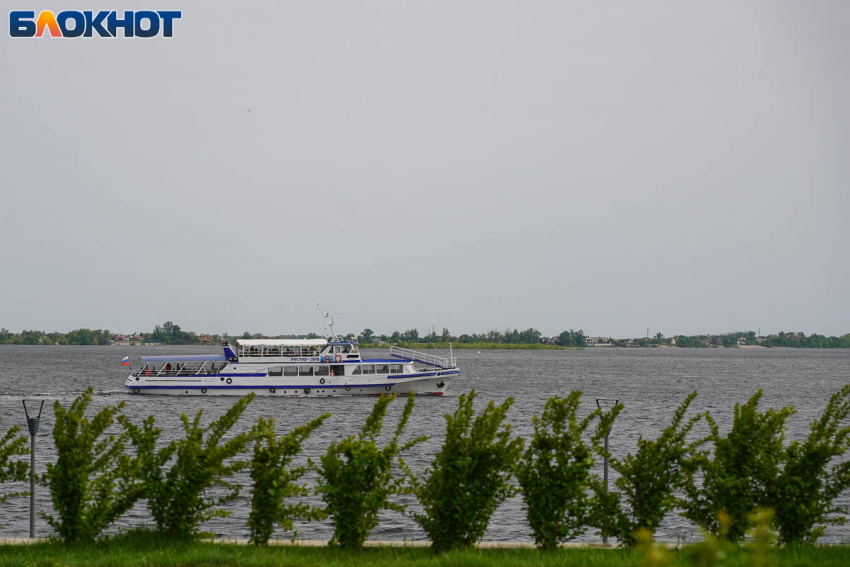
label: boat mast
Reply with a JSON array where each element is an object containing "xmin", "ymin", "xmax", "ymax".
[{"xmin": 317, "ymin": 304, "xmax": 341, "ymax": 342}]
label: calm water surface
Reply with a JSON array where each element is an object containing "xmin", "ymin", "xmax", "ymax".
[{"xmin": 0, "ymin": 346, "xmax": 848, "ymax": 542}]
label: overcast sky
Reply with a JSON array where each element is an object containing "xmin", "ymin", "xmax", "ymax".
[{"xmin": 1, "ymin": 1, "xmax": 848, "ymax": 338}]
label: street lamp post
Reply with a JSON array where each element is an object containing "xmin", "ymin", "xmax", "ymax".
[
  {"xmin": 596, "ymin": 398, "xmax": 619, "ymax": 545},
  {"xmin": 22, "ymin": 400, "xmax": 44, "ymax": 540}
]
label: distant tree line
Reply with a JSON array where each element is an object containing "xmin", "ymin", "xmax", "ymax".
[
  {"xmin": 760, "ymin": 331, "xmax": 850, "ymax": 348},
  {"xmin": 355, "ymin": 327, "xmax": 581, "ymax": 346},
  {"xmin": 670, "ymin": 331, "xmax": 850, "ymax": 349},
  {"xmin": 0, "ymin": 328, "xmax": 112, "ymax": 345},
  {"xmin": 0, "ymin": 321, "xmax": 208, "ymax": 346},
  {"xmin": 3, "ymin": 324, "xmax": 847, "ymax": 348}
]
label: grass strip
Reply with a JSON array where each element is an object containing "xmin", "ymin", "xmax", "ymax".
[{"xmin": 1, "ymin": 531, "xmax": 850, "ymax": 567}]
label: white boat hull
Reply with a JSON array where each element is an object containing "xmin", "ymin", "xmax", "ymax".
[{"xmin": 125, "ymin": 370, "xmax": 457, "ymax": 397}]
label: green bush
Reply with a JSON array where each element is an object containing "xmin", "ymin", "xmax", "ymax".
[
  {"xmin": 408, "ymin": 390, "xmax": 523, "ymax": 553},
  {"xmin": 769, "ymin": 384, "xmax": 850, "ymax": 544},
  {"xmin": 121, "ymin": 394, "xmax": 255, "ymax": 538},
  {"xmin": 680, "ymin": 390, "xmax": 793, "ymax": 542},
  {"xmin": 316, "ymin": 393, "xmax": 425, "ymax": 550},
  {"xmin": 516, "ymin": 391, "xmax": 601, "ymax": 549},
  {"xmin": 591, "ymin": 391, "xmax": 703, "ymax": 546},
  {"xmin": 43, "ymin": 387, "xmax": 141, "ymax": 543},
  {"xmin": 248, "ymin": 413, "xmax": 329, "ymax": 545},
  {"xmin": 0, "ymin": 413, "xmax": 30, "ymax": 512}
]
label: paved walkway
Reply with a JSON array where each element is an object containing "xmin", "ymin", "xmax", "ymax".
[{"xmin": 0, "ymin": 537, "xmax": 617, "ymax": 549}]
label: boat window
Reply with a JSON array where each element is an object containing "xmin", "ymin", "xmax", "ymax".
[
  {"xmin": 268, "ymin": 367, "xmax": 283, "ymax": 377},
  {"xmin": 376, "ymin": 365, "xmax": 389, "ymax": 375},
  {"xmin": 299, "ymin": 366, "xmax": 314, "ymax": 376},
  {"xmin": 284, "ymin": 366, "xmax": 298, "ymax": 377},
  {"xmin": 315, "ymin": 366, "xmax": 329, "ymax": 376},
  {"xmin": 333, "ymin": 346, "xmax": 341, "ymax": 354},
  {"xmin": 352, "ymin": 366, "xmax": 362, "ymax": 375},
  {"xmin": 178, "ymin": 363, "xmax": 204, "ymax": 375},
  {"xmin": 390, "ymin": 364, "xmax": 402, "ymax": 374},
  {"xmin": 361, "ymin": 365, "xmax": 375, "ymax": 375},
  {"xmin": 209, "ymin": 362, "xmax": 228, "ymax": 374}
]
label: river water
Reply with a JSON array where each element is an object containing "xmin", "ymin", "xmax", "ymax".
[{"xmin": 0, "ymin": 345, "xmax": 848, "ymax": 542}]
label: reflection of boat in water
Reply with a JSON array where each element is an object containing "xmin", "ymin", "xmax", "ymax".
[{"xmin": 125, "ymin": 317, "xmax": 460, "ymax": 397}]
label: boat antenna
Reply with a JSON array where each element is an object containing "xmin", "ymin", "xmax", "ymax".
[{"xmin": 317, "ymin": 304, "xmax": 341, "ymax": 342}]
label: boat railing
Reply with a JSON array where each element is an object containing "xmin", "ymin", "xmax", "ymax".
[
  {"xmin": 239, "ymin": 349, "xmax": 321, "ymax": 358},
  {"xmin": 135, "ymin": 369, "xmax": 219, "ymax": 377},
  {"xmin": 389, "ymin": 346, "xmax": 456, "ymax": 369}
]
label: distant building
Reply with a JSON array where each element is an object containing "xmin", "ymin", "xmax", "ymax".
[{"xmin": 199, "ymin": 334, "xmax": 214, "ymax": 343}]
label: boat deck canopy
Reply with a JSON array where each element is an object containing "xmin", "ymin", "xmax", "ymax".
[
  {"xmin": 142, "ymin": 354, "xmax": 228, "ymax": 363},
  {"xmin": 237, "ymin": 339, "xmax": 328, "ymax": 347}
]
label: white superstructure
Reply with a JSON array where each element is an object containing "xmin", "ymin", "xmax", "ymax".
[{"xmin": 124, "ymin": 338, "xmax": 460, "ymax": 397}]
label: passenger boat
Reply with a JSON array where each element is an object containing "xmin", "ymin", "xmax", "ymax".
[{"xmin": 124, "ymin": 338, "xmax": 460, "ymax": 397}]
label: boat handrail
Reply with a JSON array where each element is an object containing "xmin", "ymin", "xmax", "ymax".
[
  {"xmin": 389, "ymin": 346, "xmax": 455, "ymax": 369},
  {"xmin": 239, "ymin": 349, "xmax": 322, "ymax": 358}
]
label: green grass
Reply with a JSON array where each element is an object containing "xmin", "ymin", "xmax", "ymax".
[{"xmin": 2, "ymin": 531, "xmax": 850, "ymax": 567}]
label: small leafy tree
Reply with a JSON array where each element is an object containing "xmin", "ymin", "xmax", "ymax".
[
  {"xmin": 248, "ymin": 413, "xmax": 329, "ymax": 545},
  {"xmin": 516, "ymin": 391, "xmax": 601, "ymax": 549},
  {"xmin": 408, "ymin": 390, "xmax": 523, "ymax": 552},
  {"xmin": 769, "ymin": 385, "xmax": 850, "ymax": 544},
  {"xmin": 121, "ymin": 394, "xmax": 255, "ymax": 538},
  {"xmin": 680, "ymin": 390, "xmax": 793, "ymax": 542},
  {"xmin": 316, "ymin": 393, "xmax": 425, "ymax": 550},
  {"xmin": 591, "ymin": 391, "xmax": 703, "ymax": 546},
  {"xmin": 0, "ymin": 414, "xmax": 30, "ymax": 512},
  {"xmin": 43, "ymin": 388, "xmax": 141, "ymax": 543}
]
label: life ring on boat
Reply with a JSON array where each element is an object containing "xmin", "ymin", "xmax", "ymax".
[
  {"xmin": 226, "ymin": 378, "xmax": 233, "ymax": 385},
  {"xmin": 323, "ymin": 355, "xmax": 332, "ymax": 363},
  {"xmin": 319, "ymin": 378, "xmax": 326, "ymax": 385},
  {"xmin": 304, "ymin": 387, "xmax": 311, "ymax": 395},
  {"xmin": 345, "ymin": 385, "xmax": 351, "ymax": 391},
  {"xmin": 201, "ymin": 388, "xmax": 207, "ymax": 394},
  {"xmin": 334, "ymin": 354, "xmax": 342, "ymax": 362},
  {"xmin": 269, "ymin": 387, "xmax": 276, "ymax": 394},
  {"xmin": 385, "ymin": 384, "xmax": 392, "ymax": 392},
  {"xmin": 132, "ymin": 387, "xmax": 140, "ymax": 394}
]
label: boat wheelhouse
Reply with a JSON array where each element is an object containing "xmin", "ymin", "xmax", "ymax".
[{"xmin": 125, "ymin": 338, "xmax": 460, "ymax": 397}]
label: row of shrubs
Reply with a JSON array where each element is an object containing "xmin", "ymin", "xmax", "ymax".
[{"xmin": 1, "ymin": 385, "xmax": 850, "ymax": 551}]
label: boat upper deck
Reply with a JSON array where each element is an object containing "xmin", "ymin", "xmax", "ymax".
[{"xmin": 234, "ymin": 338, "xmax": 362, "ymax": 363}]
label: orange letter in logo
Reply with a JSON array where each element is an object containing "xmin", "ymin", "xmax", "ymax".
[{"xmin": 36, "ymin": 10, "xmax": 62, "ymax": 37}]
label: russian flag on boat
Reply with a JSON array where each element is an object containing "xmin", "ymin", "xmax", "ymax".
[{"xmin": 121, "ymin": 356, "xmax": 130, "ymax": 366}]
